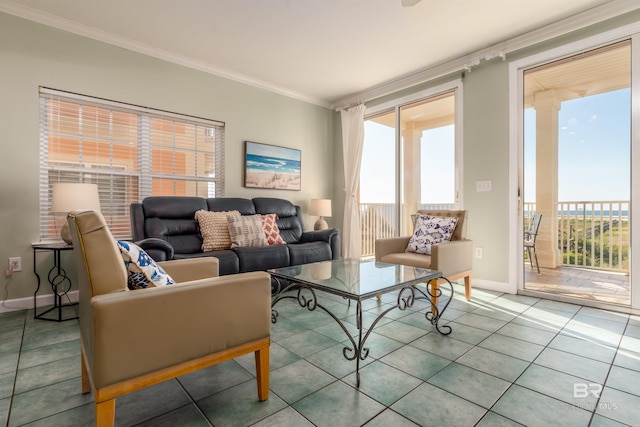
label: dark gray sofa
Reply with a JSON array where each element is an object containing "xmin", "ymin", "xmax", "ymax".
[{"xmin": 130, "ymin": 196, "xmax": 340, "ymax": 276}]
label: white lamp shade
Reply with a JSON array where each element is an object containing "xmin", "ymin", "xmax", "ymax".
[
  {"xmin": 52, "ymin": 183, "xmax": 101, "ymax": 213},
  {"xmin": 309, "ymin": 199, "xmax": 332, "ymax": 217}
]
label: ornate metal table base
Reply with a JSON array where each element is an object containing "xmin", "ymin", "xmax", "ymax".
[
  {"xmin": 271, "ymin": 278, "xmax": 453, "ymax": 386},
  {"xmin": 33, "ymin": 242, "xmax": 78, "ymax": 321}
]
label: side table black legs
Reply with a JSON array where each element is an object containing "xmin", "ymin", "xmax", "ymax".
[{"xmin": 32, "ymin": 242, "xmax": 78, "ymax": 321}]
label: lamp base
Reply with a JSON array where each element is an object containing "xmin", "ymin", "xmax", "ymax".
[
  {"xmin": 314, "ymin": 217, "xmax": 328, "ymax": 231},
  {"xmin": 60, "ymin": 222, "xmax": 73, "ymax": 245}
]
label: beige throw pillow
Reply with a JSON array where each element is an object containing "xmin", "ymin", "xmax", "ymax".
[
  {"xmin": 195, "ymin": 210, "xmax": 240, "ymax": 251},
  {"xmin": 227, "ymin": 214, "xmax": 268, "ymax": 248}
]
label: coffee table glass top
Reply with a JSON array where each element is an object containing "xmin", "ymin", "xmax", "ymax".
[{"xmin": 269, "ymin": 259, "xmax": 441, "ymax": 299}]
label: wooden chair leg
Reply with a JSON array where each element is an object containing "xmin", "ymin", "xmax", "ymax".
[
  {"xmin": 464, "ymin": 276, "xmax": 472, "ymax": 301},
  {"xmin": 81, "ymin": 350, "xmax": 91, "ymax": 394},
  {"xmin": 429, "ymin": 279, "xmax": 439, "ymax": 314},
  {"xmin": 255, "ymin": 345, "xmax": 270, "ymax": 401},
  {"xmin": 95, "ymin": 399, "xmax": 115, "ymax": 427}
]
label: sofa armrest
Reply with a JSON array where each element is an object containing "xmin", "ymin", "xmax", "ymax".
[
  {"xmin": 135, "ymin": 238, "xmax": 174, "ymax": 261},
  {"xmin": 89, "ymin": 271, "xmax": 272, "ymax": 389},
  {"xmin": 430, "ymin": 239, "xmax": 473, "ymax": 277},
  {"xmin": 375, "ymin": 236, "xmax": 411, "ymax": 261},
  {"xmin": 157, "ymin": 257, "xmax": 218, "ymax": 282},
  {"xmin": 300, "ymin": 228, "xmax": 341, "ymax": 260}
]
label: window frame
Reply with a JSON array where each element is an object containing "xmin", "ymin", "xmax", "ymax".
[{"xmin": 363, "ymin": 79, "xmax": 464, "ymax": 235}]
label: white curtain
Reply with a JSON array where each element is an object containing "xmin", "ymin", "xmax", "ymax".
[{"xmin": 341, "ymin": 104, "xmax": 366, "ymax": 259}]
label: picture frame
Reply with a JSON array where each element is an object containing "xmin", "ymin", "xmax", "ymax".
[{"xmin": 244, "ymin": 141, "xmax": 301, "ymax": 190}]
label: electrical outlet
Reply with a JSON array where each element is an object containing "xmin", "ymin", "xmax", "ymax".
[
  {"xmin": 475, "ymin": 247, "xmax": 483, "ymax": 259},
  {"xmin": 9, "ymin": 257, "xmax": 22, "ymax": 272}
]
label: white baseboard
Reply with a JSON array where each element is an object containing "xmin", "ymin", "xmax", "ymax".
[
  {"xmin": 0, "ymin": 290, "xmax": 79, "ymax": 314},
  {"xmin": 472, "ymin": 279, "xmax": 515, "ymax": 295}
]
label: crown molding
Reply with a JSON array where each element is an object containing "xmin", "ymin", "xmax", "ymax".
[
  {"xmin": 332, "ymin": 0, "xmax": 640, "ymax": 109},
  {"xmin": 3, "ymin": 0, "xmax": 638, "ymax": 111},
  {"xmin": 0, "ymin": 1, "xmax": 332, "ymax": 108}
]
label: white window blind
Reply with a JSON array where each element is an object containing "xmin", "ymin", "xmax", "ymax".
[{"xmin": 39, "ymin": 87, "xmax": 225, "ymax": 240}]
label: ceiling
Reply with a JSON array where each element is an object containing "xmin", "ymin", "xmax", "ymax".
[{"xmin": 1, "ymin": 0, "xmax": 637, "ymax": 107}]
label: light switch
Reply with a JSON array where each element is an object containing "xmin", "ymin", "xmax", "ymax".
[{"xmin": 476, "ymin": 180, "xmax": 492, "ymax": 192}]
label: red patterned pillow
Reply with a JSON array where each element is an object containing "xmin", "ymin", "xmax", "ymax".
[{"xmin": 261, "ymin": 214, "xmax": 286, "ymax": 245}]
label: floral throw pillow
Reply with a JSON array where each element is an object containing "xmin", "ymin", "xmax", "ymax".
[
  {"xmin": 406, "ymin": 215, "xmax": 458, "ymax": 255},
  {"xmin": 117, "ymin": 241, "xmax": 175, "ymax": 289},
  {"xmin": 261, "ymin": 214, "xmax": 286, "ymax": 245}
]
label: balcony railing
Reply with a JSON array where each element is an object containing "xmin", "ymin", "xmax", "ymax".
[
  {"xmin": 360, "ymin": 203, "xmax": 454, "ymax": 257},
  {"xmin": 525, "ymin": 201, "xmax": 629, "ymax": 272},
  {"xmin": 361, "ymin": 201, "xmax": 629, "ymax": 272}
]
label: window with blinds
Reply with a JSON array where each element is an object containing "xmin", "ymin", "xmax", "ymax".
[{"xmin": 39, "ymin": 88, "xmax": 225, "ymax": 240}]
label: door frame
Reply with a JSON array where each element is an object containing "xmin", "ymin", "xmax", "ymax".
[{"xmin": 508, "ymin": 22, "xmax": 640, "ymax": 312}]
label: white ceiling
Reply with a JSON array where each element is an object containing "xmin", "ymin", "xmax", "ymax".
[{"xmin": 1, "ymin": 0, "xmax": 638, "ymax": 107}]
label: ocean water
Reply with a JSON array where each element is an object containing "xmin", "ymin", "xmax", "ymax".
[
  {"xmin": 246, "ymin": 153, "xmax": 300, "ymax": 174},
  {"xmin": 525, "ymin": 210, "xmax": 629, "ymax": 217}
]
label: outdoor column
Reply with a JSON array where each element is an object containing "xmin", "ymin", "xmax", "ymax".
[
  {"xmin": 532, "ymin": 90, "xmax": 560, "ymax": 268},
  {"xmin": 402, "ymin": 123, "xmax": 421, "ymax": 235}
]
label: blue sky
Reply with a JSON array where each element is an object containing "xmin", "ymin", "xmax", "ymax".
[
  {"xmin": 524, "ymin": 88, "xmax": 630, "ymax": 202},
  {"xmin": 360, "ymin": 122, "xmax": 454, "ymax": 204}
]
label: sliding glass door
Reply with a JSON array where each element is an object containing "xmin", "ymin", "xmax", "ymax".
[
  {"xmin": 360, "ymin": 82, "xmax": 461, "ymax": 257},
  {"xmin": 514, "ymin": 34, "xmax": 637, "ymax": 309}
]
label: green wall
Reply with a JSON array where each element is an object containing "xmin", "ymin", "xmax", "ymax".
[{"xmin": 0, "ymin": 13, "xmax": 337, "ymax": 303}]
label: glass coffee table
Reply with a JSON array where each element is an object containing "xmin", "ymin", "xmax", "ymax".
[{"xmin": 269, "ymin": 259, "xmax": 454, "ymax": 386}]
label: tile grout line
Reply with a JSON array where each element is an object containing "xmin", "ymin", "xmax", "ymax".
[
  {"xmin": 587, "ymin": 316, "xmax": 634, "ymax": 426},
  {"xmin": 5, "ymin": 310, "xmax": 27, "ymax": 427},
  {"xmin": 461, "ymin": 297, "xmax": 581, "ymax": 425}
]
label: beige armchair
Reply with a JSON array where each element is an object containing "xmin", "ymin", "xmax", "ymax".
[
  {"xmin": 375, "ymin": 209, "xmax": 472, "ymax": 305},
  {"xmin": 67, "ymin": 210, "xmax": 271, "ymax": 426}
]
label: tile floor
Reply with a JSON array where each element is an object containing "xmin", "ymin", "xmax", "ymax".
[{"xmin": 1, "ymin": 283, "xmax": 640, "ymax": 426}]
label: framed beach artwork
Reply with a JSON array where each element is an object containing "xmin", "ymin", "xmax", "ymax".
[{"xmin": 244, "ymin": 141, "xmax": 301, "ymax": 190}]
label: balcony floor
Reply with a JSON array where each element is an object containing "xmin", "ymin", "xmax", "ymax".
[{"xmin": 524, "ymin": 264, "xmax": 630, "ymax": 306}]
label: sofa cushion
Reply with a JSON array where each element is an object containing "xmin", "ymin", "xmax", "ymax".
[
  {"xmin": 288, "ymin": 242, "xmax": 332, "ymax": 266},
  {"xmin": 227, "ymin": 214, "xmax": 268, "ymax": 248},
  {"xmin": 195, "ymin": 209, "xmax": 240, "ymax": 251},
  {"xmin": 406, "ymin": 214, "xmax": 458, "ymax": 255},
  {"xmin": 207, "ymin": 197, "xmax": 257, "ymax": 215},
  {"xmin": 261, "ymin": 214, "xmax": 286, "ymax": 245},
  {"xmin": 235, "ymin": 244, "xmax": 290, "ymax": 273},
  {"xmin": 253, "ymin": 198, "xmax": 303, "ymax": 243},
  {"xmin": 138, "ymin": 196, "xmax": 207, "ymax": 254},
  {"xmin": 117, "ymin": 241, "xmax": 175, "ymax": 289}
]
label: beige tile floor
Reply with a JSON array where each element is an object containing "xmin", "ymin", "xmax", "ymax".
[{"xmin": 524, "ymin": 264, "xmax": 630, "ymax": 306}]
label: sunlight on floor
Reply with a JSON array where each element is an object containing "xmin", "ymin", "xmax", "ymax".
[{"xmin": 524, "ymin": 265, "xmax": 630, "ymax": 306}]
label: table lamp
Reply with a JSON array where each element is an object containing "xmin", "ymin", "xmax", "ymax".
[
  {"xmin": 309, "ymin": 198, "xmax": 331, "ymax": 231},
  {"xmin": 51, "ymin": 183, "xmax": 101, "ymax": 244}
]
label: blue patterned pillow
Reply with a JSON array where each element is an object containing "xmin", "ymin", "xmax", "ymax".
[
  {"xmin": 406, "ymin": 215, "xmax": 458, "ymax": 255},
  {"xmin": 117, "ymin": 241, "xmax": 175, "ymax": 289}
]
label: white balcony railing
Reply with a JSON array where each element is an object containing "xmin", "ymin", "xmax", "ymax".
[
  {"xmin": 524, "ymin": 201, "xmax": 629, "ymax": 272},
  {"xmin": 361, "ymin": 201, "xmax": 629, "ymax": 272}
]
